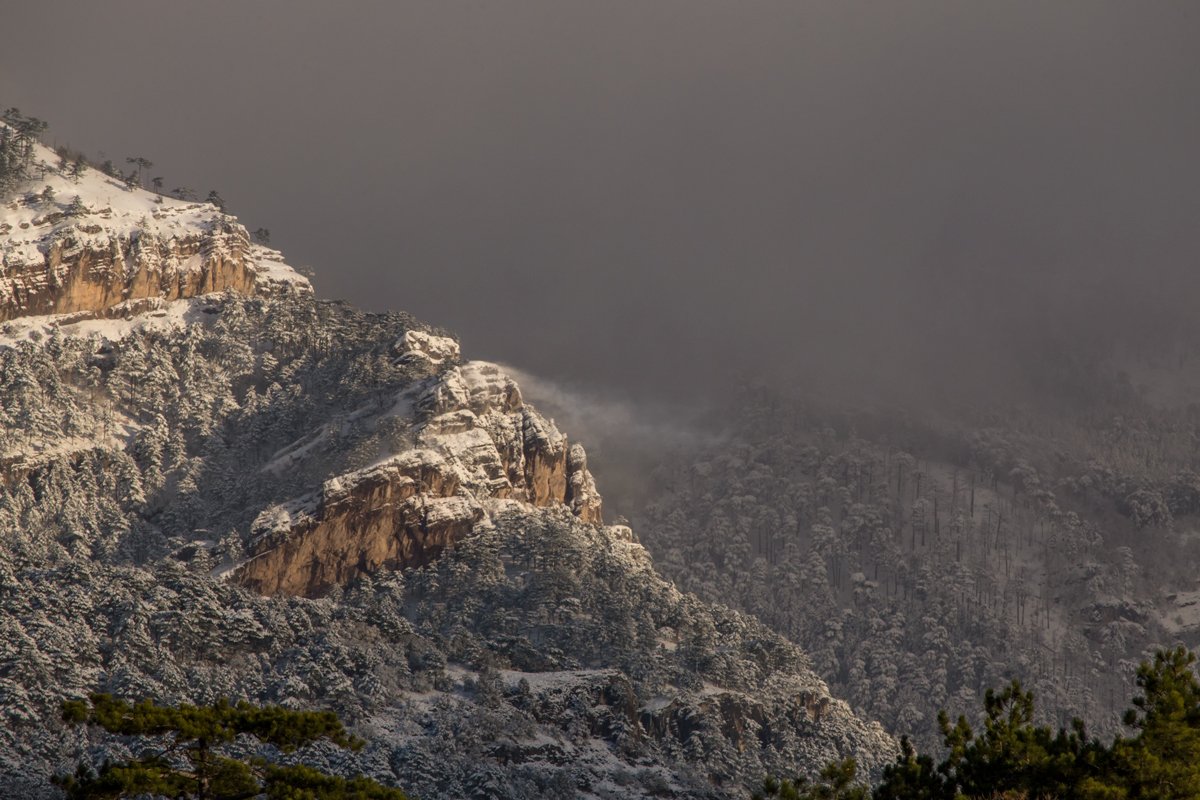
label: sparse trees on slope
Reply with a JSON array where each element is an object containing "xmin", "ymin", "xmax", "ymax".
[
  {"xmin": 0, "ymin": 108, "xmax": 48, "ymax": 195},
  {"xmin": 124, "ymin": 156, "xmax": 152, "ymax": 188}
]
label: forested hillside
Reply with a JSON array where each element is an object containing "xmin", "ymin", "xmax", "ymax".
[
  {"xmin": 635, "ymin": 365, "xmax": 1200, "ymax": 751},
  {"xmin": 6, "ymin": 95, "xmax": 1198, "ymax": 799},
  {"xmin": 758, "ymin": 646, "xmax": 1200, "ymax": 800},
  {"xmin": 0, "ymin": 291, "xmax": 894, "ymax": 797}
]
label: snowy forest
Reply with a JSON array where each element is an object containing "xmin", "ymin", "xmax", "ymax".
[
  {"xmin": 632, "ymin": 355, "xmax": 1200, "ymax": 755},
  {"xmin": 0, "ymin": 289, "xmax": 893, "ymax": 797},
  {"xmin": 3, "ymin": 275, "xmax": 1200, "ymax": 793},
  {"xmin": 5, "ymin": 3, "xmax": 1200, "ymax": 790}
]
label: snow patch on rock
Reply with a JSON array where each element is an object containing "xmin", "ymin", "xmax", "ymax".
[{"xmin": 395, "ymin": 329, "xmax": 460, "ymax": 366}]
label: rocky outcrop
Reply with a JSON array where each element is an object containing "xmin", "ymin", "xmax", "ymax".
[
  {"xmin": 1, "ymin": 219, "xmax": 260, "ymax": 322},
  {"xmin": 234, "ymin": 349, "xmax": 603, "ymax": 597},
  {"xmin": 567, "ymin": 443, "xmax": 602, "ymax": 523},
  {"xmin": 233, "ymin": 451, "xmax": 480, "ymax": 596},
  {"xmin": 1, "ymin": 140, "xmax": 308, "ymax": 324}
]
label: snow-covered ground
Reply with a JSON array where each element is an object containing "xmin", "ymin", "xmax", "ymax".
[
  {"xmin": 2, "ymin": 139, "xmax": 226, "ymax": 265},
  {"xmin": 0, "ymin": 295, "xmax": 217, "ymax": 346}
]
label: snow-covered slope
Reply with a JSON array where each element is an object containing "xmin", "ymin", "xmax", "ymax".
[{"xmin": 0, "ymin": 132, "xmax": 307, "ymax": 327}]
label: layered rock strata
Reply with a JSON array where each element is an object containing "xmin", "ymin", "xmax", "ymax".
[
  {"xmin": 235, "ymin": 344, "xmax": 602, "ymax": 597},
  {"xmin": 1, "ymin": 219, "xmax": 262, "ymax": 321}
]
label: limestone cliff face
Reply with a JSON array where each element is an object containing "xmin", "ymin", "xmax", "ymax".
[
  {"xmin": 1, "ymin": 218, "xmax": 261, "ymax": 322},
  {"xmin": 234, "ymin": 339, "xmax": 602, "ymax": 597},
  {"xmin": 234, "ymin": 452, "xmax": 479, "ymax": 596},
  {"xmin": 1, "ymin": 141, "xmax": 308, "ymax": 323}
]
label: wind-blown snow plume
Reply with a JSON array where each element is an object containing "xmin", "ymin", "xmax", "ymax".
[{"xmin": 498, "ymin": 364, "xmax": 724, "ymax": 516}]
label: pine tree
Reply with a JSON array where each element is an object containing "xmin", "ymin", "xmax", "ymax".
[
  {"xmin": 1112, "ymin": 646, "xmax": 1200, "ymax": 799},
  {"xmin": 65, "ymin": 195, "xmax": 88, "ymax": 216},
  {"xmin": 755, "ymin": 758, "xmax": 869, "ymax": 800},
  {"xmin": 873, "ymin": 737, "xmax": 952, "ymax": 800},
  {"xmin": 56, "ymin": 693, "xmax": 407, "ymax": 799},
  {"xmin": 125, "ymin": 156, "xmax": 153, "ymax": 188}
]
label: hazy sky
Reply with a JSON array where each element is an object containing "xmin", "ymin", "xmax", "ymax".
[{"xmin": 4, "ymin": 1, "xmax": 1199, "ymax": 405}]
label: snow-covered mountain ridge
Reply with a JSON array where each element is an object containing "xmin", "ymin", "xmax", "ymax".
[
  {"xmin": 0, "ymin": 131, "xmax": 896, "ymax": 796},
  {"xmin": 2, "ymin": 139, "xmax": 605, "ymax": 601},
  {"xmin": 0, "ymin": 133, "xmax": 307, "ymax": 326}
]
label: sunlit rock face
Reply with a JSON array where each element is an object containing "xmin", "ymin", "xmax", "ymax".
[
  {"xmin": 235, "ymin": 349, "xmax": 602, "ymax": 597},
  {"xmin": 233, "ymin": 452, "xmax": 478, "ymax": 597},
  {"xmin": 1, "ymin": 136, "xmax": 308, "ymax": 323},
  {"xmin": 0, "ymin": 219, "xmax": 262, "ymax": 322}
]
